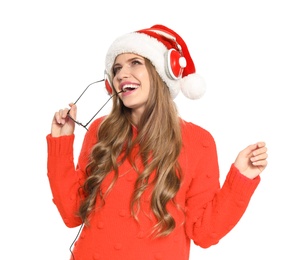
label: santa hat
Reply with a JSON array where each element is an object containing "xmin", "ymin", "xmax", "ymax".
[{"xmin": 105, "ymin": 24, "xmax": 206, "ymax": 99}]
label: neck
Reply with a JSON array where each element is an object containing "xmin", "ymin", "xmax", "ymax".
[{"xmin": 131, "ymin": 108, "xmax": 145, "ymax": 126}]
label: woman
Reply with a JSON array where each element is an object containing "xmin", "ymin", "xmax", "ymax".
[{"xmin": 47, "ymin": 24, "xmax": 268, "ymax": 260}]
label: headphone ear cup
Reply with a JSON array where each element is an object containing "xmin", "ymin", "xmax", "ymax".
[
  {"xmin": 104, "ymin": 71, "xmax": 113, "ymax": 95},
  {"xmin": 166, "ymin": 48, "xmax": 187, "ymax": 80}
]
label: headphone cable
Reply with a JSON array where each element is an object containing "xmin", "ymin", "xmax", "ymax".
[{"xmin": 69, "ymin": 223, "xmax": 84, "ymax": 260}]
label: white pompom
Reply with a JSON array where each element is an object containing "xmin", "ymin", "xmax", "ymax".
[{"xmin": 180, "ymin": 74, "xmax": 206, "ymax": 99}]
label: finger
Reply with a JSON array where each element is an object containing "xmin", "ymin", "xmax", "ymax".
[
  {"xmin": 256, "ymin": 141, "xmax": 266, "ymax": 148},
  {"xmin": 250, "ymin": 152, "xmax": 268, "ymax": 163},
  {"xmin": 252, "ymin": 146, "xmax": 268, "ymax": 157},
  {"xmin": 53, "ymin": 111, "xmax": 63, "ymax": 125},
  {"xmin": 239, "ymin": 143, "xmax": 257, "ymax": 157},
  {"xmin": 54, "ymin": 108, "xmax": 69, "ymax": 125},
  {"xmin": 251, "ymin": 159, "xmax": 268, "ymax": 168},
  {"xmin": 68, "ymin": 103, "xmax": 77, "ymax": 120},
  {"xmin": 61, "ymin": 108, "xmax": 70, "ymax": 124}
]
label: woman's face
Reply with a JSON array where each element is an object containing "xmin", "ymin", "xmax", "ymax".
[{"xmin": 112, "ymin": 53, "xmax": 150, "ymax": 119}]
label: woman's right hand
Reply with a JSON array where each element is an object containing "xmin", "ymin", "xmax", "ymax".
[{"xmin": 51, "ymin": 103, "xmax": 76, "ymax": 137}]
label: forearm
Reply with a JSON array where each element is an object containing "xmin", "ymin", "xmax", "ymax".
[
  {"xmin": 47, "ymin": 134, "xmax": 84, "ymax": 227},
  {"xmin": 187, "ymin": 164, "xmax": 260, "ymax": 248}
]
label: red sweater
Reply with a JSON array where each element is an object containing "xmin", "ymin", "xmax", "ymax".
[{"xmin": 47, "ymin": 118, "xmax": 260, "ymax": 260}]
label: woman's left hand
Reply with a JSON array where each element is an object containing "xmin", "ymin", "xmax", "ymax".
[{"xmin": 234, "ymin": 142, "xmax": 268, "ymax": 179}]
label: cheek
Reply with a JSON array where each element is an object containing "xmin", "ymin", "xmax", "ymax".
[
  {"xmin": 112, "ymin": 78, "xmax": 120, "ymax": 91},
  {"xmin": 139, "ymin": 73, "xmax": 151, "ymax": 91}
]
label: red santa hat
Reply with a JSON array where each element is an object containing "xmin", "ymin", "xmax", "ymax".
[{"xmin": 105, "ymin": 24, "xmax": 206, "ymax": 99}]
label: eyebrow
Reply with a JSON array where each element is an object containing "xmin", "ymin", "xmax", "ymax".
[{"xmin": 113, "ymin": 55, "xmax": 145, "ymax": 67}]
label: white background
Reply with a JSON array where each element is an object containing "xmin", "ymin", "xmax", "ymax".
[{"xmin": 1, "ymin": 0, "xmax": 306, "ymax": 259}]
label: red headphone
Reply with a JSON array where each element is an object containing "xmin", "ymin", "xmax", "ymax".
[
  {"xmin": 166, "ymin": 48, "xmax": 187, "ymax": 80},
  {"xmin": 104, "ymin": 71, "xmax": 113, "ymax": 95}
]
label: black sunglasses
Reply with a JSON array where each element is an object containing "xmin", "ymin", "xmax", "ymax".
[{"xmin": 67, "ymin": 79, "xmax": 122, "ymax": 131}]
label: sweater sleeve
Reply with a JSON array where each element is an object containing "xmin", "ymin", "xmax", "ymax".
[
  {"xmin": 183, "ymin": 123, "xmax": 260, "ymax": 248},
  {"xmin": 46, "ymin": 118, "xmax": 102, "ymax": 228}
]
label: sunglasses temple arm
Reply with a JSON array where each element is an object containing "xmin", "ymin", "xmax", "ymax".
[
  {"xmin": 83, "ymin": 90, "xmax": 124, "ymax": 128},
  {"xmin": 74, "ymin": 79, "xmax": 105, "ymax": 104}
]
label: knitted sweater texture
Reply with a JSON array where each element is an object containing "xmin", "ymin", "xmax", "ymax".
[{"xmin": 46, "ymin": 118, "xmax": 260, "ymax": 260}]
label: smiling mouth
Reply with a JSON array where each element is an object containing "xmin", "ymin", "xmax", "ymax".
[{"xmin": 122, "ymin": 84, "xmax": 139, "ymax": 92}]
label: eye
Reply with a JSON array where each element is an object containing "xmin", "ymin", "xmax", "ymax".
[
  {"xmin": 131, "ymin": 59, "xmax": 142, "ymax": 66},
  {"xmin": 113, "ymin": 65, "xmax": 122, "ymax": 75}
]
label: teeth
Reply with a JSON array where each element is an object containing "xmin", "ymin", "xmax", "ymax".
[{"xmin": 122, "ymin": 84, "xmax": 139, "ymax": 92}]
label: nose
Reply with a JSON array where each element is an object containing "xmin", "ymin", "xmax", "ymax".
[
  {"xmin": 115, "ymin": 64, "xmax": 131, "ymax": 81},
  {"xmin": 112, "ymin": 62, "xmax": 133, "ymax": 91}
]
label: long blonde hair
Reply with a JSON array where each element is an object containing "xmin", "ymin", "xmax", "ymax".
[{"xmin": 78, "ymin": 59, "xmax": 182, "ymax": 237}]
